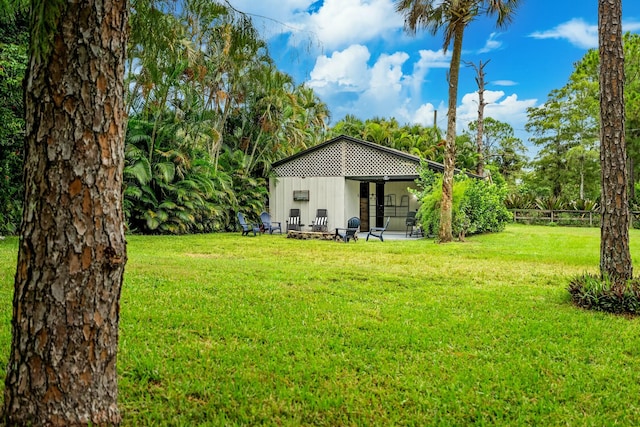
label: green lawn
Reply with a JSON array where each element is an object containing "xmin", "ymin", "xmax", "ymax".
[{"xmin": 1, "ymin": 224, "xmax": 640, "ymax": 425}]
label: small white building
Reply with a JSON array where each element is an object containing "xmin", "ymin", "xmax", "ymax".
[{"xmin": 269, "ymin": 135, "xmax": 449, "ymax": 232}]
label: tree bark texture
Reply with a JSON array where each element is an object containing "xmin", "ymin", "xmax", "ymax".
[
  {"xmin": 439, "ymin": 23, "xmax": 464, "ymax": 243},
  {"xmin": 3, "ymin": 0, "xmax": 128, "ymax": 425},
  {"xmin": 474, "ymin": 60, "xmax": 488, "ymax": 177},
  {"xmin": 598, "ymin": 0, "xmax": 632, "ymax": 283}
]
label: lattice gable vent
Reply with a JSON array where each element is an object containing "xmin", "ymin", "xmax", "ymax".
[
  {"xmin": 343, "ymin": 140, "xmax": 418, "ymax": 177},
  {"xmin": 273, "ymin": 139, "xmax": 419, "ymax": 178},
  {"xmin": 274, "ymin": 140, "xmax": 343, "ymax": 177}
]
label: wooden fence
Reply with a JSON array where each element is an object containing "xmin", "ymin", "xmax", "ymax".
[{"xmin": 511, "ymin": 209, "xmax": 640, "ymax": 227}]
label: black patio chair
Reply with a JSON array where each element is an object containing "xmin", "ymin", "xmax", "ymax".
[
  {"xmin": 237, "ymin": 212, "xmax": 261, "ymax": 236},
  {"xmin": 366, "ymin": 217, "xmax": 390, "ymax": 242},
  {"xmin": 335, "ymin": 217, "xmax": 360, "ymax": 243},
  {"xmin": 310, "ymin": 209, "xmax": 328, "ymax": 232},
  {"xmin": 405, "ymin": 211, "xmax": 423, "ymax": 237},
  {"xmin": 286, "ymin": 209, "xmax": 302, "ymax": 231},
  {"xmin": 260, "ymin": 211, "xmax": 282, "ymax": 234}
]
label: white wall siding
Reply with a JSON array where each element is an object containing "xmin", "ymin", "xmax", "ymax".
[
  {"xmin": 344, "ymin": 179, "xmax": 361, "ymax": 228},
  {"xmin": 270, "ymin": 176, "xmax": 345, "ymax": 230}
]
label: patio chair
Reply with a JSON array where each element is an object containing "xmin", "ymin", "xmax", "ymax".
[
  {"xmin": 310, "ymin": 209, "xmax": 328, "ymax": 232},
  {"xmin": 260, "ymin": 211, "xmax": 282, "ymax": 234},
  {"xmin": 237, "ymin": 212, "xmax": 261, "ymax": 236},
  {"xmin": 286, "ymin": 209, "xmax": 302, "ymax": 231},
  {"xmin": 366, "ymin": 217, "xmax": 390, "ymax": 242},
  {"xmin": 335, "ymin": 217, "xmax": 360, "ymax": 243},
  {"xmin": 405, "ymin": 211, "xmax": 423, "ymax": 237}
]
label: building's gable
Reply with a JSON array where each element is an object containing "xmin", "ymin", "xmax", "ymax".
[
  {"xmin": 274, "ymin": 139, "xmax": 344, "ymax": 177},
  {"xmin": 273, "ymin": 136, "xmax": 421, "ymax": 178}
]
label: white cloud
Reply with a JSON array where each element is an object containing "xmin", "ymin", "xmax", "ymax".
[
  {"xmin": 457, "ymin": 90, "xmax": 537, "ymax": 138},
  {"xmin": 529, "ymin": 18, "xmax": 597, "ymax": 49},
  {"xmin": 308, "ymin": 44, "xmax": 536, "ymax": 138},
  {"xmin": 308, "ymin": 45, "xmax": 413, "ymax": 121},
  {"xmin": 415, "ymin": 49, "xmax": 451, "ymax": 70},
  {"xmin": 492, "ymin": 80, "xmax": 518, "ymax": 87},
  {"xmin": 368, "ymin": 52, "xmax": 409, "ymax": 93},
  {"xmin": 311, "ymin": 47, "xmax": 412, "ymax": 120},
  {"xmin": 304, "ymin": 0, "xmax": 403, "ymax": 50},
  {"xmin": 308, "ymin": 45, "xmax": 372, "ymax": 93},
  {"xmin": 412, "ymin": 103, "xmax": 440, "ymax": 127},
  {"xmin": 357, "ymin": 52, "xmax": 411, "ymax": 118},
  {"xmin": 485, "ymin": 93, "xmax": 537, "ymax": 124},
  {"xmin": 408, "ymin": 49, "xmax": 450, "ymax": 107},
  {"xmin": 529, "ymin": 18, "xmax": 640, "ymax": 49},
  {"xmin": 478, "ymin": 32, "xmax": 503, "ymax": 53},
  {"xmin": 233, "ymin": 0, "xmax": 403, "ymax": 51},
  {"xmin": 623, "ymin": 20, "xmax": 640, "ymax": 33}
]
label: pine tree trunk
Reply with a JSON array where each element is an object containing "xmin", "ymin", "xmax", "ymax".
[
  {"xmin": 598, "ymin": 0, "xmax": 632, "ymax": 283},
  {"xmin": 3, "ymin": 1, "xmax": 128, "ymax": 425},
  {"xmin": 439, "ymin": 23, "xmax": 464, "ymax": 243}
]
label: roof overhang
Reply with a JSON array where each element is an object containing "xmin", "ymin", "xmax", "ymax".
[
  {"xmin": 272, "ymin": 134, "xmax": 481, "ymax": 180},
  {"xmin": 346, "ymin": 175, "xmax": 419, "ymax": 182}
]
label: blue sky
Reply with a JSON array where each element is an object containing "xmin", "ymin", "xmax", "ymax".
[{"xmin": 231, "ymin": 0, "xmax": 640, "ymax": 153}]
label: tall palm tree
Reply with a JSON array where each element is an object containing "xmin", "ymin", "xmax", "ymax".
[
  {"xmin": 295, "ymin": 85, "xmax": 330, "ymax": 146},
  {"xmin": 395, "ymin": 0, "xmax": 521, "ymax": 242},
  {"xmin": 598, "ymin": 0, "xmax": 632, "ymax": 284},
  {"xmin": 330, "ymin": 114, "xmax": 365, "ymax": 139}
]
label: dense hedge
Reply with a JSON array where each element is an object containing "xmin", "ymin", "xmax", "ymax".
[{"xmin": 416, "ymin": 174, "xmax": 512, "ymax": 240}]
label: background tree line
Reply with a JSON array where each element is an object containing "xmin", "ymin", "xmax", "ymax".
[
  {"xmin": 0, "ymin": 4, "xmax": 27, "ymax": 234},
  {"xmin": 0, "ymin": 0, "xmax": 330, "ymax": 235},
  {"xmin": 122, "ymin": 0, "xmax": 329, "ymax": 233},
  {"xmin": 518, "ymin": 32, "xmax": 640, "ymax": 212},
  {"xmin": 3, "ymin": 4, "xmax": 640, "ymax": 236}
]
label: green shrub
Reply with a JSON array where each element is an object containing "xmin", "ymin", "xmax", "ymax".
[
  {"xmin": 416, "ymin": 174, "xmax": 512, "ymax": 239},
  {"xmin": 458, "ymin": 179, "xmax": 512, "ymax": 235},
  {"xmin": 417, "ymin": 175, "xmax": 468, "ymax": 237},
  {"xmin": 568, "ymin": 274, "xmax": 640, "ymax": 315},
  {"xmin": 504, "ymin": 191, "xmax": 536, "ymax": 209}
]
